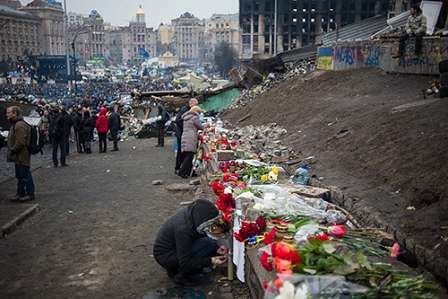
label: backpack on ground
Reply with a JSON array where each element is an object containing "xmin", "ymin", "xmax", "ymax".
[
  {"xmin": 18, "ymin": 120, "xmax": 44, "ymax": 155},
  {"xmin": 49, "ymin": 115, "xmax": 62, "ymax": 139}
]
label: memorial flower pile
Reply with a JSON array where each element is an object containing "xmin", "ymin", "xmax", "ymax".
[{"xmin": 234, "ymin": 217, "xmax": 267, "ymax": 244}]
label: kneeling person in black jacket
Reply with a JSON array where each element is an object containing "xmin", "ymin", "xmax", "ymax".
[{"xmin": 153, "ymin": 198, "xmax": 228, "ymax": 286}]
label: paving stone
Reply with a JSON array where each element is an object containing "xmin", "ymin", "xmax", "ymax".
[
  {"xmin": 216, "ymin": 150, "xmax": 235, "ymax": 161},
  {"xmin": 432, "ymin": 257, "xmax": 448, "ymax": 281},
  {"xmin": 414, "ymin": 244, "xmax": 426, "ymax": 266}
]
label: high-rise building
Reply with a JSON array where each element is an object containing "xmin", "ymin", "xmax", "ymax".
[
  {"xmin": 239, "ymin": 0, "xmax": 409, "ymax": 61},
  {"xmin": 123, "ymin": 4, "xmax": 156, "ymax": 66}
]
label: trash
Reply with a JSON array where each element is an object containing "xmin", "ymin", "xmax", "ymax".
[{"xmin": 152, "ymin": 180, "xmax": 163, "ymax": 185}]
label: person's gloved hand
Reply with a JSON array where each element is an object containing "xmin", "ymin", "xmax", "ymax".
[{"xmin": 211, "ymin": 256, "xmax": 227, "ymax": 265}]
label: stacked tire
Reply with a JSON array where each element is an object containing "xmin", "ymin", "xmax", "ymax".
[{"xmin": 438, "ymin": 59, "xmax": 448, "ymax": 98}]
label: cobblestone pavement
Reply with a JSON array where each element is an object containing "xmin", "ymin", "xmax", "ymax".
[
  {"xmin": 0, "ymin": 136, "xmax": 250, "ymax": 299},
  {"xmin": 0, "ymin": 141, "xmax": 79, "ymax": 184}
]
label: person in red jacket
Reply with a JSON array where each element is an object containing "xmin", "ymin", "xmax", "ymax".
[{"xmin": 95, "ymin": 107, "xmax": 109, "ymax": 153}]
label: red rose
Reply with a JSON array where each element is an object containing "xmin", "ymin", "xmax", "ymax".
[{"xmin": 260, "ymin": 251, "xmax": 273, "ymax": 271}]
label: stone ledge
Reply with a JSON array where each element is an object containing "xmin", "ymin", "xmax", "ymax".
[
  {"xmin": 308, "ymin": 178, "xmax": 448, "ymax": 289},
  {"xmin": 0, "ymin": 204, "xmax": 39, "ymax": 238}
]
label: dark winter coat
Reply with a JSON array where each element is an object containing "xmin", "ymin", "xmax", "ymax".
[
  {"xmin": 82, "ymin": 117, "xmax": 94, "ymax": 141},
  {"xmin": 180, "ymin": 110, "xmax": 204, "ymax": 153},
  {"xmin": 73, "ymin": 111, "xmax": 83, "ymax": 132},
  {"xmin": 174, "ymin": 103, "xmax": 189, "ymax": 138},
  {"xmin": 108, "ymin": 111, "xmax": 121, "ymax": 131},
  {"xmin": 61, "ymin": 111, "xmax": 74, "ymax": 137},
  {"xmin": 95, "ymin": 107, "xmax": 108, "ymax": 133},
  {"xmin": 153, "ymin": 199, "xmax": 220, "ymax": 273},
  {"xmin": 155, "ymin": 105, "xmax": 168, "ymax": 129},
  {"xmin": 7, "ymin": 115, "xmax": 31, "ymax": 167}
]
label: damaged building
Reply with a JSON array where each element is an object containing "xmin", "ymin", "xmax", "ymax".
[{"xmin": 239, "ymin": 0, "xmax": 410, "ymax": 62}]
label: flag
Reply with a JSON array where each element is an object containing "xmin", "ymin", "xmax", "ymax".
[{"xmin": 139, "ymin": 48, "xmax": 149, "ymax": 58}]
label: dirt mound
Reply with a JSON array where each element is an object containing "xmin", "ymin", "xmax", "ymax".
[{"xmin": 221, "ymin": 68, "xmax": 448, "ymax": 258}]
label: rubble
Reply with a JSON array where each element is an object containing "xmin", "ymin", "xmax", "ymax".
[
  {"xmin": 214, "ymin": 122, "xmax": 300, "ymax": 163},
  {"xmin": 228, "ymin": 59, "xmax": 316, "ymax": 110}
]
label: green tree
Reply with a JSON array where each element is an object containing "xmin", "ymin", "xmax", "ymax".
[{"xmin": 213, "ymin": 41, "xmax": 238, "ymax": 78}]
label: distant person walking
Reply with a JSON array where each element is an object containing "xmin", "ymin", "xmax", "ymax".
[
  {"xmin": 49, "ymin": 107, "xmax": 68, "ymax": 167},
  {"xmin": 96, "ymin": 107, "xmax": 108, "ymax": 153},
  {"xmin": 6, "ymin": 106, "xmax": 35, "ymax": 202},
  {"xmin": 393, "ymin": 4, "xmax": 427, "ymax": 61},
  {"xmin": 174, "ymin": 98, "xmax": 198, "ymax": 174},
  {"xmin": 81, "ymin": 110, "xmax": 94, "ymax": 154},
  {"xmin": 73, "ymin": 105, "xmax": 85, "ymax": 153},
  {"xmin": 108, "ymin": 108, "xmax": 121, "ymax": 151},
  {"xmin": 155, "ymin": 104, "xmax": 168, "ymax": 147}
]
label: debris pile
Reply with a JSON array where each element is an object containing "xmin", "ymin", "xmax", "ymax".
[
  {"xmin": 228, "ymin": 59, "xmax": 316, "ymax": 109},
  {"xmin": 217, "ymin": 121, "xmax": 298, "ymax": 162}
]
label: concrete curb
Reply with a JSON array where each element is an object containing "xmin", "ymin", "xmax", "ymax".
[
  {"xmin": 0, "ymin": 204, "xmax": 39, "ymax": 238},
  {"xmin": 310, "ymin": 178, "xmax": 448, "ymax": 289}
]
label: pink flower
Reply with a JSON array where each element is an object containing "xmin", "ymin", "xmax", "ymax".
[
  {"xmin": 328, "ymin": 224, "xmax": 345, "ymax": 238},
  {"xmin": 390, "ymin": 242, "xmax": 400, "ymax": 258}
]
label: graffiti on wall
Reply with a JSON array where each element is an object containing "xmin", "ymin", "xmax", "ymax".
[
  {"xmin": 389, "ymin": 43, "xmax": 448, "ymax": 73},
  {"xmin": 331, "ymin": 45, "xmax": 380, "ymax": 68}
]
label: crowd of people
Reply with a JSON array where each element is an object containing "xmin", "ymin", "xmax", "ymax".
[
  {"xmin": 5, "ymin": 96, "xmax": 227, "ymax": 287},
  {"xmin": 0, "ymin": 78, "xmax": 183, "ymax": 108}
]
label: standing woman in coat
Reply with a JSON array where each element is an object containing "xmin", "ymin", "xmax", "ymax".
[
  {"xmin": 81, "ymin": 110, "xmax": 94, "ymax": 154},
  {"xmin": 178, "ymin": 106, "xmax": 207, "ymax": 178},
  {"xmin": 95, "ymin": 107, "xmax": 108, "ymax": 153}
]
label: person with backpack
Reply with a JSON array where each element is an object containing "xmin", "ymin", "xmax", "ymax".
[
  {"xmin": 6, "ymin": 106, "xmax": 35, "ymax": 202},
  {"xmin": 155, "ymin": 104, "xmax": 169, "ymax": 147},
  {"xmin": 49, "ymin": 107, "xmax": 68, "ymax": 167},
  {"xmin": 95, "ymin": 107, "xmax": 108, "ymax": 153}
]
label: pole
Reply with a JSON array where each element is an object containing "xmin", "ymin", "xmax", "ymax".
[
  {"xmin": 64, "ymin": 0, "xmax": 71, "ymax": 94},
  {"xmin": 274, "ymin": 0, "xmax": 277, "ymax": 56}
]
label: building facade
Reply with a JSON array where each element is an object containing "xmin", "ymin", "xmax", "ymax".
[
  {"xmin": 67, "ymin": 12, "xmax": 83, "ymax": 26},
  {"xmin": 0, "ymin": 5, "xmax": 41, "ymax": 62},
  {"xmin": 204, "ymin": 13, "xmax": 240, "ymax": 64},
  {"xmin": 21, "ymin": 0, "xmax": 65, "ymax": 56},
  {"xmin": 239, "ymin": 0, "xmax": 410, "ymax": 61},
  {"xmin": 171, "ymin": 12, "xmax": 205, "ymax": 63}
]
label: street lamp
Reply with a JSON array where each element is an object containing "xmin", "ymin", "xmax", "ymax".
[{"xmin": 71, "ymin": 25, "xmax": 93, "ymax": 95}]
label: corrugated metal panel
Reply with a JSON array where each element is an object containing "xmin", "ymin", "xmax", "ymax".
[
  {"xmin": 277, "ymin": 44, "xmax": 320, "ymax": 62},
  {"xmin": 322, "ymin": 15, "xmax": 388, "ymax": 44},
  {"xmin": 387, "ymin": 11, "xmax": 410, "ymax": 27}
]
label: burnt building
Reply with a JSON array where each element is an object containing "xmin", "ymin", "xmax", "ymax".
[{"xmin": 239, "ymin": 0, "xmax": 409, "ymax": 61}]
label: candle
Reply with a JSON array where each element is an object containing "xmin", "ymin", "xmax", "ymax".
[{"xmin": 227, "ymin": 249, "xmax": 234, "ymax": 280}]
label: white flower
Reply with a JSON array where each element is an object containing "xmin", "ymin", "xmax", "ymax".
[
  {"xmin": 274, "ymin": 281, "xmax": 295, "ymax": 299},
  {"xmin": 274, "ymin": 281, "xmax": 309, "ymax": 299},
  {"xmin": 224, "ymin": 186, "xmax": 233, "ymax": 194},
  {"xmin": 268, "ymin": 170, "xmax": 278, "ymax": 181}
]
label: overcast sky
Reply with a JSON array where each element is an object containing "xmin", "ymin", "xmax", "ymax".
[{"xmin": 20, "ymin": 0, "xmax": 239, "ymax": 28}]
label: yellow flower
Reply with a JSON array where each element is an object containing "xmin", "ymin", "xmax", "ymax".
[
  {"xmin": 271, "ymin": 165, "xmax": 278, "ymax": 175},
  {"xmin": 261, "ymin": 174, "xmax": 268, "ymax": 181}
]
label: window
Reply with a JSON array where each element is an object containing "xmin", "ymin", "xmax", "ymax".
[
  {"xmin": 242, "ymin": 36, "xmax": 250, "ymax": 44},
  {"xmin": 265, "ymin": 34, "xmax": 270, "ymax": 43}
]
